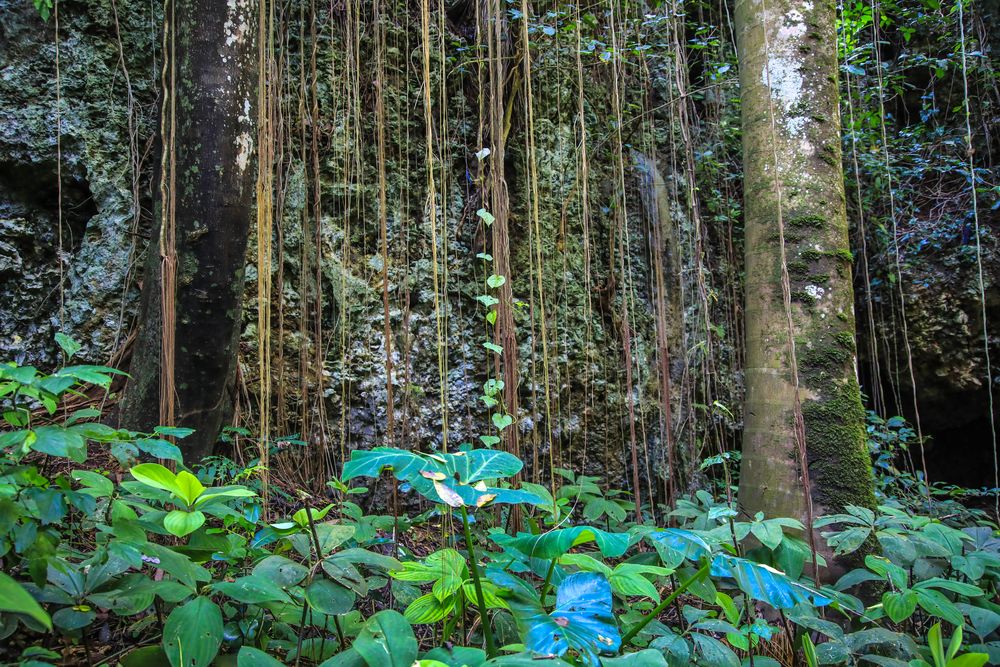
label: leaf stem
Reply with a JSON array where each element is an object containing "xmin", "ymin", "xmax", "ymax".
[
  {"xmin": 539, "ymin": 558, "xmax": 557, "ymax": 604},
  {"xmin": 460, "ymin": 505, "xmax": 497, "ymax": 657},
  {"xmin": 621, "ymin": 560, "xmax": 711, "ymax": 645}
]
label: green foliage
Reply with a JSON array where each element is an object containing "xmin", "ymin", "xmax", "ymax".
[{"xmin": 1, "ymin": 346, "xmax": 999, "ymax": 666}]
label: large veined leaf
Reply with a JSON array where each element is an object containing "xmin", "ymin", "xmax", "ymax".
[
  {"xmin": 163, "ymin": 509, "xmax": 206, "ymax": 537},
  {"xmin": 341, "ymin": 447, "xmax": 539, "ymax": 508},
  {"xmin": 30, "ymin": 425, "xmax": 87, "ymax": 461},
  {"xmin": 342, "ymin": 448, "xmax": 434, "ymax": 484},
  {"xmin": 494, "ymin": 526, "xmax": 629, "ymax": 559},
  {"xmin": 422, "ymin": 646, "xmax": 487, "ymax": 667},
  {"xmin": 445, "ymin": 448, "xmax": 524, "ymax": 483},
  {"xmin": 252, "ymin": 555, "xmax": 309, "ymax": 589},
  {"xmin": 404, "ymin": 593, "xmax": 455, "ymax": 623},
  {"xmin": 162, "ymin": 596, "xmax": 223, "ymax": 667},
  {"xmin": 601, "ymin": 650, "xmax": 669, "ymax": 666},
  {"xmin": 503, "ymin": 571, "xmax": 620, "ymax": 666},
  {"xmin": 212, "ymin": 575, "xmax": 293, "ymax": 604},
  {"xmin": 351, "ymin": 610, "xmax": 418, "ymax": 667},
  {"xmin": 710, "ymin": 554, "xmax": 831, "ymax": 610},
  {"xmin": 647, "ymin": 528, "xmax": 712, "ymax": 567},
  {"xmin": 306, "ymin": 578, "xmax": 356, "ymax": 615},
  {"xmin": 237, "ymin": 646, "xmax": 285, "ymax": 666},
  {"xmin": 0, "ymin": 571, "xmax": 52, "ymax": 630}
]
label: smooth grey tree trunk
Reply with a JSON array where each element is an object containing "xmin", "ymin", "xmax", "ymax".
[{"xmin": 735, "ymin": 0, "xmax": 877, "ymax": 570}]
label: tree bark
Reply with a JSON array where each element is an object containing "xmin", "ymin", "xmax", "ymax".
[
  {"xmin": 121, "ymin": 0, "xmax": 258, "ymax": 461},
  {"xmin": 736, "ymin": 0, "xmax": 876, "ymax": 564}
]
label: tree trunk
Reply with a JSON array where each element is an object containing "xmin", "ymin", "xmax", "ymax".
[
  {"xmin": 121, "ymin": 0, "xmax": 258, "ymax": 461},
  {"xmin": 736, "ymin": 0, "xmax": 876, "ymax": 563}
]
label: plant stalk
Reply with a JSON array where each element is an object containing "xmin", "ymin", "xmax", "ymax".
[
  {"xmin": 621, "ymin": 560, "xmax": 711, "ymax": 645},
  {"xmin": 460, "ymin": 505, "xmax": 497, "ymax": 657}
]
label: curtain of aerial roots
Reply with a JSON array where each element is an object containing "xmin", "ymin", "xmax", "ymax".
[{"xmin": 238, "ymin": 0, "xmax": 738, "ymax": 510}]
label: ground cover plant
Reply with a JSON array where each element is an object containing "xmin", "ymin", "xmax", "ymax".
[{"xmin": 0, "ymin": 347, "xmax": 997, "ymax": 666}]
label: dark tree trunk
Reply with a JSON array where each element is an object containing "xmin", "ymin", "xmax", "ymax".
[{"xmin": 121, "ymin": 0, "xmax": 258, "ymax": 461}]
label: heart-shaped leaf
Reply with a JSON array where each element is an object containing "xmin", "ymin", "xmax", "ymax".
[
  {"xmin": 506, "ymin": 572, "xmax": 620, "ymax": 666},
  {"xmin": 492, "ymin": 413, "xmax": 514, "ymax": 431},
  {"xmin": 882, "ymin": 590, "xmax": 917, "ymax": 623},
  {"xmin": 164, "ymin": 510, "xmax": 206, "ymax": 537}
]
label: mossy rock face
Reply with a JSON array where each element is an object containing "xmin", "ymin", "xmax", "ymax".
[{"xmin": 0, "ymin": 0, "xmax": 156, "ymax": 365}]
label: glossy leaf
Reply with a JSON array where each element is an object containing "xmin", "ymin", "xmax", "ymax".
[
  {"xmin": 163, "ymin": 509, "xmax": 206, "ymax": 537},
  {"xmin": 0, "ymin": 572, "xmax": 51, "ymax": 630},
  {"xmin": 213, "ymin": 575, "xmax": 292, "ymax": 604},
  {"xmin": 352, "ymin": 610, "xmax": 418, "ymax": 667},
  {"xmin": 495, "ymin": 526, "xmax": 629, "ymax": 559},
  {"xmin": 882, "ymin": 590, "xmax": 917, "ymax": 623},
  {"xmin": 237, "ymin": 647, "xmax": 285, "ymax": 667},
  {"xmin": 710, "ymin": 554, "xmax": 831, "ymax": 609},
  {"xmin": 506, "ymin": 572, "xmax": 620, "ymax": 666},
  {"xmin": 306, "ymin": 578, "xmax": 355, "ymax": 615},
  {"xmin": 162, "ymin": 596, "xmax": 223, "ymax": 667}
]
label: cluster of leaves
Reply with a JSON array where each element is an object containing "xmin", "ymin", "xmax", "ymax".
[{"xmin": 1, "ymin": 346, "xmax": 998, "ymax": 667}]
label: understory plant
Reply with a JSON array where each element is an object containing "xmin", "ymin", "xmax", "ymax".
[{"xmin": 0, "ymin": 343, "xmax": 997, "ymax": 667}]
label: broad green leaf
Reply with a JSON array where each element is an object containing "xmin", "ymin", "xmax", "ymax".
[
  {"xmin": 913, "ymin": 577, "xmax": 984, "ymax": 598},
  {"xmin": 306, "ymin": 579, "xmax": 355, "ymax": 615},
  {"xmin": 422, "ymin": 646, "xmax": 487, "ymax": 667},
  {"xmin": 404, "ymin": 592, "xmax": 455, "ymax": 623},
  {"xmin": 601, "ymin": 650, "xmax": 669, "ymax": 666},
  {"xmin": 153, "ymin": 425, "xmax": 196, "ymax": 439},
  {"xmin": 122, "ymin": 646, "xmax": 171, "ymax": 667},
  {"xmin": 55, "ymin": 332, "xmax": 82, "ymax": 359},
  {"xmin": 691, "ymin": 633, "xmax": 740, "ymax": 667},
  {"xmin": 750, "ymin": 520, "xmax": 784, "ymax": 550},
  {"xmin": 31, "ymin": 425, "xmax": 86, "ymax": 462},
  {"xmin": 237, "ymin": 647, "xmax": 285, "ymax": 667},
  {"xmin": 86, "ymin": 573, "xmax": 158, "ymax": 616},
  {"xmin": 129, "ymin": 463, "xmax": 181, "ymax": 497},
  {"xmin": 213, "ymin": 575, "xmax": 292, "ymax": 604},
  {"xmin": 162, "ymin": 596, "xmax": 223, "ymax": 667},
  {"xmin": 0, "ymin": 571, "xmax": 51, "ymax": 630},
  {"xmin": 173, "ymin": 471, "xmax": 206, "ymax": 506},
  {"xmin": 710, "ymin": 554, "xmax": 831, "ymax": 609},
  {"xmin": 72, "ymin": 469, "xmax": 114, "ymax": 497},
  {"xmin": 195, "ymin": 486, "xmax": 256, "ymax": 506},
  {"xmin": 916, "ymin": 588, "xmax": 965, "ymax": 626},
  {"xmin": 495, "ymin": 570, "xmax": 619, "ymax": 666},
  {"xmin": 495, "ymin": 526, "xmax": 629, "ymax": 559},
  {"xmin": 353, "ymin": 609, "xmax": 418, "ymax": 667},
  {"xmin": 135, "ymin": 438, "xmax": 183, "ymax": 462},
  {"xmin": 52, "ymin": 606, "xmax": 96, "ymax": 631},
  {"xmin": 253, "ymin": 555, "xmax": 309, "ymax": 589},
  {"xmin": 163, "ymin": 510, "xmax": 206, "ymax": 537},
  {"xmin": 648, "ymin": 528, "xmax": 712, "ymax": 567},
  {"xmin": 882, "ymin": 590, "xmax": 917, "ymax": 623},
  {"xmin": 486, "ymin": 274, "xmax": 506, "ymax": 289}
]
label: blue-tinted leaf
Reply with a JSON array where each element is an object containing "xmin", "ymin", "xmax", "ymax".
[
  {"xmin": 506, "ymin": 572, "xmax": 619, "ymax": 666},
  {"xmin": 710, "ymin": 554, "xmax": 830, "ymax": 609},
  {"xmin": 648, "ymin": 528, "xmax": 712, "ymax": 567}
]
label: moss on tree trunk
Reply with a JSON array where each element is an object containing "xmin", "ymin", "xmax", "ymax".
[{"xmin": 735, "ymin": 0, "xmax": 877, "ymax": 571}]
